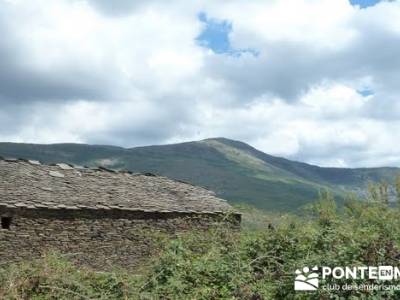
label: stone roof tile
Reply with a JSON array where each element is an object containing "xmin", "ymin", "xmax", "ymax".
[{"xmin": 0, "ymin": 158, "xmax": 235, "ymax": 214}]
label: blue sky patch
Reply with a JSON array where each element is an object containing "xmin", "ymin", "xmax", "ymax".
[
  {"xmin": 358, "ymin": 89, "xmax": 375, "ymax": 97},
  {"xmin": 349, "ymin": 0, "xmax": 381, "ymax": 8},
  {"xmin": 196, "ymin": 12, "xmax": 232, "ymax": 54},
  {"xmin": 196, "ymin": 12, "xmax": 258, "ymax": 57}
]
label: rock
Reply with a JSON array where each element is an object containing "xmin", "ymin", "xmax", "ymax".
[
  {"xmin": 49, "ymin": 171, "xmax": 65, "ymax": 178},
  {"xmin": 56, "ymin": 163, "xmax": 74, "ymax": 170}
]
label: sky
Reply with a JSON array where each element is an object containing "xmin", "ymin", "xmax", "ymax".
[{"xmin": 0, "ymin": 0, "xmax": 400, "ymax": 168}]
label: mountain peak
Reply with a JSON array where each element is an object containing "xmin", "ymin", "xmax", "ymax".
[{"xmin": 200, "ymin": 137, "xmax": 256, "ymax": 150}]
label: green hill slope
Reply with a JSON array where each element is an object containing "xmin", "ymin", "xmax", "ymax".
[{"xmin": 0, "ymin": 138, "xmax": 398, "ymax": 211}]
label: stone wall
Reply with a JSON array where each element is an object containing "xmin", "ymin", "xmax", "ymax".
[{"xmin": 0, "ymin": 207, "xmax": 240, "ymax": 270}]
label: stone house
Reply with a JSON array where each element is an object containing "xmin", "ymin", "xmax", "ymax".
[{"xmin": 0, "ymin": 158, "xmax": 239, "ymax": 269}]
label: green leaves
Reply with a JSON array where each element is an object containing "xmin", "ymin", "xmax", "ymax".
[
  {"xmin": 0, "ymin": 253, "xmax": 141, "ymax": 299},
  {"xmin": 142, "ymin": 203, "xmax": 400, "ymax": 299}
]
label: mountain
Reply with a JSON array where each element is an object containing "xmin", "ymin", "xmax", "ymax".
[{"xmin": 0, "ymin": 138, "xmax": 398, "ymax": 211}]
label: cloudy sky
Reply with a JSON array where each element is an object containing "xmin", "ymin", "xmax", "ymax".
[{"xmin": 1, "ymin": 0, "xmax": 399, "ymax": 168}]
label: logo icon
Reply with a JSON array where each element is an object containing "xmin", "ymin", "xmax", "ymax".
[{"xmin": 295, "ymin": 266, "xmax": 319, "ymax": 291}]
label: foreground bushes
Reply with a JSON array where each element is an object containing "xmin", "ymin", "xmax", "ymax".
[
  {"xmin": 0, "ymin": 253, "xmax": 142, "ymax": 299},
  {"xmin": 2, "ymin": 197, "xmax": 400, "ymax": 299},
  {"xmin": 142, "ymin": 199, "xmax": 400, "ymax": 299}
]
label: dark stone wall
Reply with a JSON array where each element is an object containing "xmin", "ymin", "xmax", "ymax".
[{"xmin": 0, "ymin": 207, "xmax": 240, "ymax": 270}]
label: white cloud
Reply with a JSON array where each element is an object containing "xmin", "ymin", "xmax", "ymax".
[
  {"xmin": 300, "ymin": 83, "xmax": 368, "ymax": 115},
  {"xmin": 1, "ymin": 0, "xmax": 400, "ymax": 168},
  {"xmin": 205, "ymin": 0, "xmax": 357, "ymax": 50}
]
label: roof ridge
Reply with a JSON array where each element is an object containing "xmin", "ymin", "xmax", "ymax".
[{"xmin": 0, "ymin": 156, "xmax": 204, "ymax": 186}]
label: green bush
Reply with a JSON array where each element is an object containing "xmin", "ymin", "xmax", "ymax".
[
  {"xmin": 142, "ymin": 198, "xmax": 400, "ymax": 299},
  {"xmin": 0, "ymin": 253, "xmax": 142, "ymax": 299}
]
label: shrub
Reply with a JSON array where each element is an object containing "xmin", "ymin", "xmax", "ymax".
[
  {"xmin": 142, "ymin": 201, "xmax": 400, "ymax": 299},
  {"xmin": 0, "ymin": 253, "xmax": 142, "ymax": 299}
]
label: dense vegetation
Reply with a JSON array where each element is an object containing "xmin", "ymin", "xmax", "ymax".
[
  {"xmin": 2, "ymin": 186, "xmax": 400, "ymax": 299},
  {"xmin": 1, "ymin": 138, "xmax": 399, "ymax": 211}
]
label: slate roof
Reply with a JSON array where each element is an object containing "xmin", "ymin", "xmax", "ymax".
[{"xmin": 0, "ymin": 158, "xmax": 234, "ymax": 214}]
